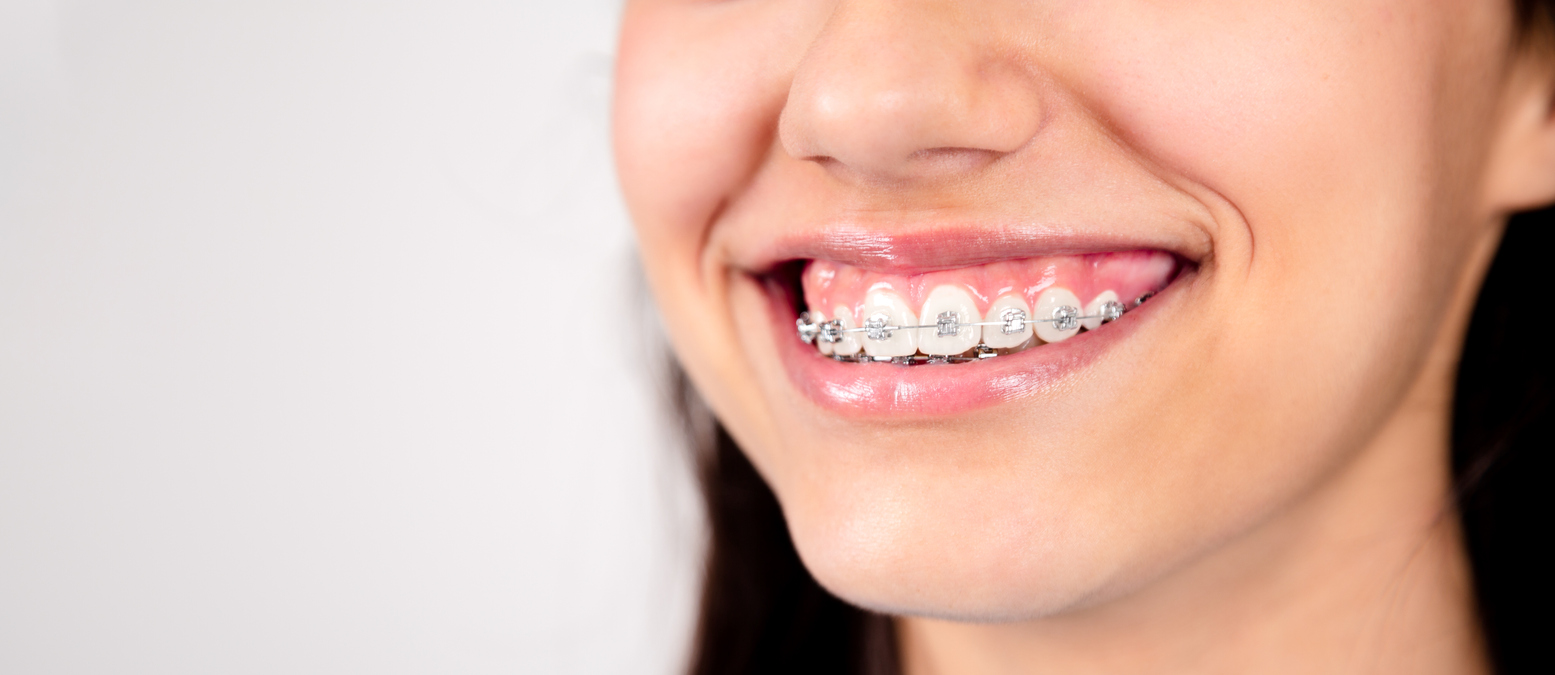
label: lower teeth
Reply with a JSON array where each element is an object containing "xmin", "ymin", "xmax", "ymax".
[{"xmin": 795, "ymin": 293, "xmax": 1149, "ymax": 365}]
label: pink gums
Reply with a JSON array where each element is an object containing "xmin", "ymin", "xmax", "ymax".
[{"xmin": 801, "ymin": 250, "xmax": 1177, "ymax": 317}]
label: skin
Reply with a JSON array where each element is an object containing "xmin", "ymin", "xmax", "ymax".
[{"xmin": 614, "ymin": 1, "xmax": 1555, "ymax": 672}]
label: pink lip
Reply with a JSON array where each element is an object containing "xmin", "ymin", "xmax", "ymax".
[
  {"xmin": 767, "ymin": 262, "xmax": 1183, "ymax": 417},
  {"xmin": 738, "ymin": 222, "xmax": 1208, "ymax": 276}
]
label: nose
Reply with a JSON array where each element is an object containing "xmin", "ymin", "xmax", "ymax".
[{"xmin": 779, "ymin": 1, "xmax": 1044, "ymax": 184}]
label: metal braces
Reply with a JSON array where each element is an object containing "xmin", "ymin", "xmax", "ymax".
[{"xmin": 795, "ymin": 292, "xmax": 1154, "ymax": 359}]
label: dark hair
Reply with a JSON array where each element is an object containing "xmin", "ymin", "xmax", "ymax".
[
  {"xmin": 1454, "ymin": 210, "xmax": 1554, "ymax": 672},
  {"xmin": 670, "ymin": 378, "xmax": 898, "ymax": 675},
  {"xmin": 672, "ymin": 9, "xmax": 1555, "ymax": 673}
]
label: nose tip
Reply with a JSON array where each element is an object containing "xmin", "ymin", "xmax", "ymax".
[{"xmin": 779, "ymin": 4, "xmax": 1043, "ymax": 184}]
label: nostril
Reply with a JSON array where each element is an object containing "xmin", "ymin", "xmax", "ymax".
[
  {"xmin": 907, "ymin": 147, "xmax": 1007, "ymax": 175},
  {"xmin": 791, "ymin": 148, "xmax": 1006, "ymax": 186}
]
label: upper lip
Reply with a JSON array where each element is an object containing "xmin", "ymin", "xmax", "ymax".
[{"xmin": 725, "ymin": 214, "xmax": 1214, "ymax": 277}]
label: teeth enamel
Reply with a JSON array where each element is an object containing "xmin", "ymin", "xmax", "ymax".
[
  {"xmin": 1033, "ymin": 287, "xmax": 1082, "ymax": 343},
  {"xmin": 831, "ymin": 305, "xmax": 863, "ymax": 356},
  {"xmin": 796, "ymin": 312, "xmax": 820, "ymax": 344},
  {"xmin": 860, "ymin": 289, "xmax": 918, "ymax": 357},
  {"xmin": 1082, "ymin": 290, "xmax": 1120, "ymax": 331},
  {"xmin": 918, "ymin": 285, "xmax": 980, "ymax": 355},
  {"xmin": 812, "ymin": 309, "xmax": 834, "ymax": 355},
  {"xmin": 982, "ymin": 294, "xmax": 1034, "ymax": 349},
  {"xmin": 803, "ymin": 280, "xmax": 1142, "ymax": 360}
]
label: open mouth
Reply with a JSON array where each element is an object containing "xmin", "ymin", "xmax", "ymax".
[
  {"xmin": 789, "ymin": 251, "xmax": 1181, "ymax": 364},
  {"xmin": 758, "ymin": 247, "xmax": 1193, "ymax": 415}
]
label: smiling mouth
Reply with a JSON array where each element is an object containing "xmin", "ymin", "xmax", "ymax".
[
  {"xmin": 781, "ymin": 250, "xmax": 1184, "ymax": 365},
  {"xmin": 745, "ymin": 226, "xmax": 1203, "ymax": 415}
]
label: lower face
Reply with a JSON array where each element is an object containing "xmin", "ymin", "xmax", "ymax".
[{"xmin": 615, "ymin": 0, "xmax": 1514, "ymax": 618}]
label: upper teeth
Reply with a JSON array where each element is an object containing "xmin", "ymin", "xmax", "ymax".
[
  {"xmin": 860, "ymin": 288, "xmax": 918, "ymax": 357},
  {"xmin": 1033, "ymin": 288, "xmax": 1082, "ymax": 342},
  {"xmin": 830, "ymin": 304, "xmax": 863, "ymax": 356},
  {"xmin": 797, "ymin": 285, "xmax": 1138, "ymax": 361},
  {"xmin": 919, "ymin": 285, "xmax": 980, "ymax": 356},
  {"xmin": 1082, "ymin": 290, "xmax": 1122, "ymax": 331},
  {"xmin": 983, "ymin": 295, "xmax": 1032, "ymax": 349}
]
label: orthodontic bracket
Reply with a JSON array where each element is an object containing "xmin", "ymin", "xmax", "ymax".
[{"xmin": 795, "ymin": 293, "xmax": 1152, "ymax": 360}]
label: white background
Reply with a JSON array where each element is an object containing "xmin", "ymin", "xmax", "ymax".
[{"xmin": 0, "ymin": 2, "xmax": 703, "ymax": 673}]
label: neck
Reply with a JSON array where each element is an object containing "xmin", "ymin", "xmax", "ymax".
[{"xmin": 898, "ymin": 338, "xmax": 1487, "ymax": 675}]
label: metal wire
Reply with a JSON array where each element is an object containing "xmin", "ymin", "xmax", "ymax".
[{"xmin": 794, "ymin": 292, "xmax": 1153, "ymax": 362}]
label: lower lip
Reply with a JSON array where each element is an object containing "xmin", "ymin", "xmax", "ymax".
[{"xmin": 770, "ymin": 274, "xmax": 1178, "ymax": 417}]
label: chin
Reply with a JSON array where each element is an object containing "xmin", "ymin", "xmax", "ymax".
[{"xmin": 783, "ymin": 472, "xmax": 1159, "ymax": 623}]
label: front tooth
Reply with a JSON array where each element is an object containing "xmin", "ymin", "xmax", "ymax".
[
  {"xmin": 812, "ymin": 309, "xmax": 833, "ymax": 355},
  {"xmin": 831, "ymin": 305, "xmax": 863, "ymax": 356},
  {"xmin": 860, "ymin": 289, "xmax": 918, "ymax": 358},
  {"xmin": 1082, "ymin": 290, "xmax": 1120, "ymax": 331},
  {"xmin": 982, "ymin": 294, "xmax": 1034, "ymax": 349},
  {"xmin": 918, "ymin": 285, "xmax": 980, "ymax": 356},
  {"xmin": 1034, "ymin": 287, "xmax": 1083, "ymax": 343}
]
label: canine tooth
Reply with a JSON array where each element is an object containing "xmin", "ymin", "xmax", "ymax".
[
  {"xmin": 918, "ymin": 285, "xmax": 980, "ymax": 355},
  {"xmin": 797, "ymin": 312, "xmax": 820, "ymax": 344},
  {"xmin": 1082, "ymin": 290, "xmax": 1120, "ymax": 331},
  {"xmin": 831, "ymin": 305, "xmax": 863, "ymax": 356},
  {"xmin": 811, "ymin": 310, "xmax": 834, "ymax": 355},
  {"xmin": 982, "ymin": 294, "xmax": 1033, "ymax": 349},
  {"xmin": 860, "ymin": 289, "xmax": 918, "ymax": 358},
  {"xmin": 1034, "ymin": 287, "xmax": 1082, "ymax": 343},
  {"xmin": 819, "ymin": 318, "xmax": 844, "ymax": 346}
]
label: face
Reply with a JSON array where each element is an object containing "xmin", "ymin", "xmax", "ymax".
[{"xmin": 615, "ymin": 0, "xmax": 1539, "ymax": 619}]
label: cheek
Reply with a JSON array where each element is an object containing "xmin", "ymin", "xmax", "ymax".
[
  {"xmin": 613, "ymin": 2, "xmax": 826, "ymax": 261},
  {"xmin": 1058, "ymin": 0, "xmax": 1502, "ymax": 395},
  {"xmin": 1060, "ymin": 0, "xmax": 1454, "ymax": 259}
]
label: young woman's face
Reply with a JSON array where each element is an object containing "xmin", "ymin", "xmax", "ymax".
[{"xmin": 615, "ymin": 0, "xmax": 1538, "ymax": 618}]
